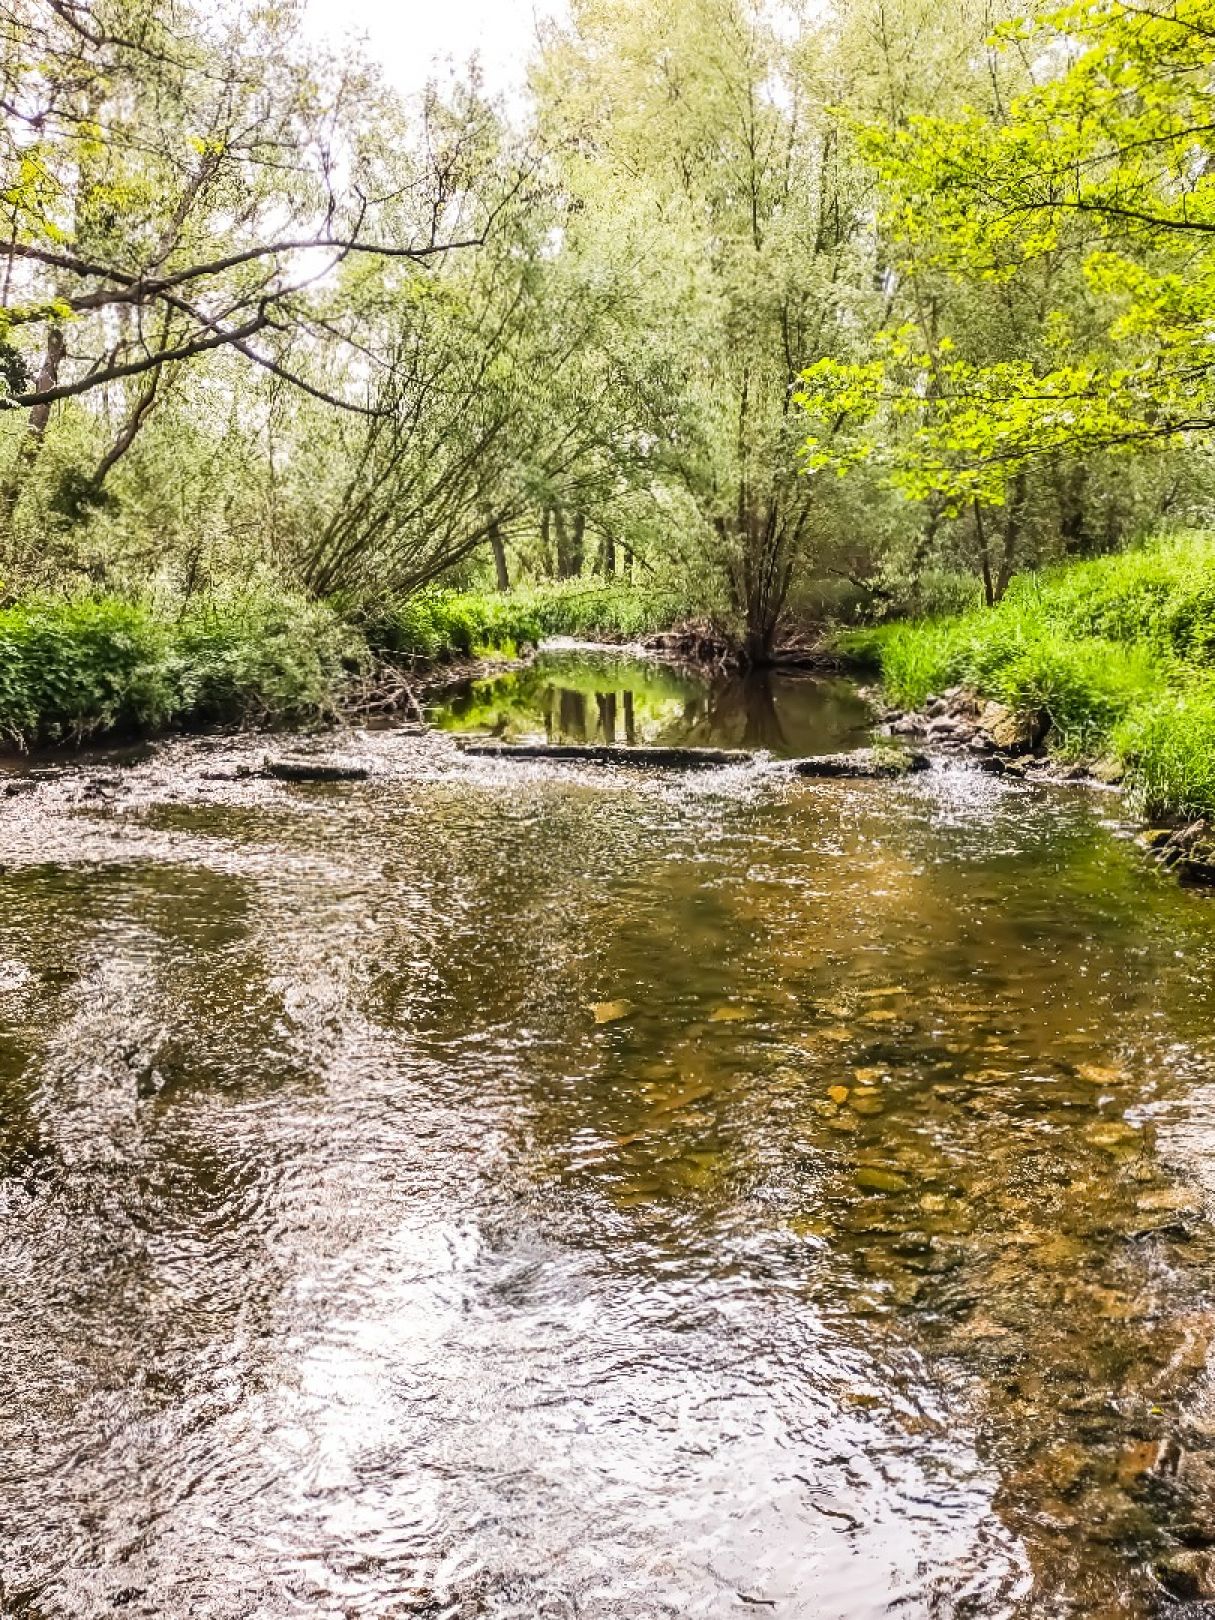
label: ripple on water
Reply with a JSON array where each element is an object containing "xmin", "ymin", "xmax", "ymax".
[{"xmin": 1, "ymin": 685, "xmax": 1215, "ymax": 1618}]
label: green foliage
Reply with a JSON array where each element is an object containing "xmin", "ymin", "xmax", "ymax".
[
  {"xmin": 0, "ymin": 589, "xmax": 359, "ymax": 746},
  {"xmin": 798, "ymin": 0, "xmax": 1215, "ymax": 512},
  {"xmin": 844, "ymin": 532, "xmax": 1215, "ymax": 814},
  {"xmin": 3, "ymin": 0, "xmax": 1211, "ymax": 670},
  {"xmin": 171, "ymin": 591, "xmax": 365, "ymax": 726},
  {"xmin": 0, "ymin": 597, "xmax": 176, "ymax": 743},
  {"xmin": 1115, "ymin": 686, "xmax": 1215, "ymax": 822},
  {"xmin": 0, "ymin": 578, "xmax": 693, "ymax": 749},
  {"xmin": 1014, "ymin": 534, "xmax": 1215, "ymax": 662},
  {"xmin": 357, "ymin": 581, "xmax": 688, "ymax": 659}
]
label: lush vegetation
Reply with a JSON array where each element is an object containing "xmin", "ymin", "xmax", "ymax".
[
  {"xmin": 845, "ymin": 534, "xmax": 1215, "ymax": 819},
  {"xmin": 0, "ymin": 580, "xmax": 690, "ymax": 746},
  {"xmin": 0, "ymin": 590, "xmax": 357, "ymax": 744},
  {"xmin": 2, "ymin": 0, "xmax": 1215, "ymax": 802},
  {"xmin": 357, "ymin": 581, "xmax": 695, "ymax": 661}
]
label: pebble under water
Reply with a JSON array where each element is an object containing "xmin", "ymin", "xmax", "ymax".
[{"xmin": 3, "ymin": 659, "xmax": 1215, "ymax": 1619}]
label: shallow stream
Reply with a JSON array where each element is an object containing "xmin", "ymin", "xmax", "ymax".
[{"xmin": 4, "ymin": 651, "xmax": 1215, "ymax": 1618}]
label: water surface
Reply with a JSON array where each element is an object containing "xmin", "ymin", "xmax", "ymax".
[
  {"xmin": 428, "ymin": 648, "xmax": 872, "ymax": 757},
  {"xmin": 3, "ymin": 657, "xmax": 1215, "ymax": 1619}
]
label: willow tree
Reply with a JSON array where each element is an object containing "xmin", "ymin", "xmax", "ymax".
[
  {"xmin": 283, "ymin": 110, "xmax": 671, "ymax": 603},
  {"xmin": 534, "ymin": 0, "xmax": 870, "ymax": 662},
  {"xmin": 0, "ymin": 0, "xmax": 489, "ymax": 557}
]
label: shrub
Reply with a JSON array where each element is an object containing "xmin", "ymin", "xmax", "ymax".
[
  {"xmin": 0, "ymin": 588, "xmax": 364, "ymax": 746},
  {"xmin": 0, "ymin": 597, "xmax": 174, "ymax": 744},
  {"xmin": 170, "ymin": 589, "xmax": 363, "ymax": 726},
  {"xmin": 356, "ymin": 580, "xmax": 689, "ymax": 660}
]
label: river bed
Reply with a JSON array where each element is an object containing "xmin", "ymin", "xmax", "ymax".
[{"xmin": 3, "ymin": 653, "xmax": 1215, "ymax": 1618}]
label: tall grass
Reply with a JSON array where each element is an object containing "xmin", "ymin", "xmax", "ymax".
[{"xmin": 842, "ymin": 531, "xmax": 1215, "ymax": 819}]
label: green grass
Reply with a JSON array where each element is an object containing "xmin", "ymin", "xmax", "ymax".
[
  {"xmin": 0, "ymin": 578, "xmax": 686, "ymax": 749},
  {"xmin": 841, "ymin": 531, "xmax": 1215, "ymax": 820}
]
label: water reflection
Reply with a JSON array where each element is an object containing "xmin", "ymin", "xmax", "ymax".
[
  {"xmin": 429, "ymin": 649, "xmax": 873, "ymax": 758},
  {"xmin": 0, "ymin": 710, "xmax": 1214, "ymax": 1618}
]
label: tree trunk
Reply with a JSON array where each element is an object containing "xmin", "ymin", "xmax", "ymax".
[
  {"xmin": 0, "ymin": 326, "xmax": 67, "ymax": 535},
  {"xmin": 1056, "ymin": 462, "xmax": 1093, "ymax": 556},
  {"xmin": 554, "ymin": 507, "xmax": 586, "ymax": 578},
  {"xmin": 489, "ymin": 519, "xmax": 509, "ymax": 592},
  {"xmin": 975, "ymin": 501, "xmax": 996, "ymax": 608},
  {"xmin": 736, "ymin": 499, "xmax": 791, "ymax": 666},
  {"xmin": 553, "ymin": 507, "xmax": 572, "ymax": 577},
  {"xmin": 742, "ymin": 623, "xmax": 775, "ymax": 666},
  {"xmin": 994, "ymin": 472, "xmax": 1027, "ymax": 602},
  {"xmin": 540, "ymin": 505, "xmax": 553, "ymax": 572}
]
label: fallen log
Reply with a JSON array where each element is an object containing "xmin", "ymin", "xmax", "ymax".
[
  {"xmin": 264, "ymin": 758, "xmax": 369, "ymax": 783},
  {"xmin": 458, "ymin": 741, "xmax": 931, "ymax": 777},
  {"xmin": 459, "ymin": 742, "xmax": 754, "ymax": 768}
]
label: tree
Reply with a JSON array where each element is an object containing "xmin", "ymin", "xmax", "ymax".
[
  {"xmin": 286, "ymin": 116, "xmax": 667, "ymax": 601},
  {"xmin": 534, "ymin": 0, "xmax": 873, "ymax": 661},
  {"xmin": 797, "ymin": 0, "xmax": 1215, "ymax": 556},
  {"xmin": 0, "ymin": 0, "xmax": 492, "ymax": 405},
  {"xmin": 0, "ymin": 0, "xmax": 504, "ymax": 541}
]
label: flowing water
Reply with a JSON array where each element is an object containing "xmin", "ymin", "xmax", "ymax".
[{"xmin": 4, "ymin": 652, "xmax": 1215, "ymax": 1619}]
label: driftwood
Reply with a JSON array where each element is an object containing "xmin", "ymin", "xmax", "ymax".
[
  {"xmin": 342, "ymin": 664, "xmax": 425, "ymax": 721},
  {"xmin": 459, "ymin": 741, "xmax": 930, "ymax": 776},
  {"xmin": 264, "ymin": 758, "xmax": 369, "ymax": 783}
]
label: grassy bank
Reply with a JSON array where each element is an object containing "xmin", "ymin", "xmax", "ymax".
[
  {"xmin": 0, "ymin": 580, "xmax": 688, "ymax": 748},
  {"xmin": 842, "ymin": 532, "xmax": 1215, "ymax": 821},
  {"xmin": 0, "ymin": 590, "xmax": 364, "ymax": 746}
]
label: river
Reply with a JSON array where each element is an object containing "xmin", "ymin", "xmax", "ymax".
[{"xmin": 3, "ymin": 649, "xmax": 1215, "ymax": 1618}]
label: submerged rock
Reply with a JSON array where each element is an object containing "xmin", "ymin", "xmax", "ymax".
[
  {"xmin": 854, "ymin": 1166, "xmax": 911, "ymax": 1194},
  {"xmin": 1155, "ymin": 1549, "xmax": 1215, "ymax": 1601},
  {"xmin": 264, "ymin": 758, "xmax": 369, "ymax": 783},
  {"xmin": 788, "ymin": 748, "xmax": 930, "ymax": 780}
]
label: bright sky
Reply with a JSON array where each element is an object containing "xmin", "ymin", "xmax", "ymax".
[{"xmin": 302, "ymin": 0, "xmax": 568, "ymax": 95}]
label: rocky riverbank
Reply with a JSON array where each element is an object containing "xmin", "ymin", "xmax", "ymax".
[
  {"xmin": 876, "ymin": 685, "xmax": 1116, "ymax": 779},
  {"xmin": 876, "ymin": 684, "xmax": 1215, "ymax": 888}
]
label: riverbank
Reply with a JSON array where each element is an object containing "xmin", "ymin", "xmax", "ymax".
[
  {"xmin": 0, "ymin": 581, "xmax": 695, "ymax": 750},
  {"xmin": 841, "ymin": 532, "xmax": 1215, "ymax": 826}
]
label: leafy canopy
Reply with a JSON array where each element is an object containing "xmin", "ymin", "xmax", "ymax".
[{"xmin": 796, "ymin": 0, "xmax": 1215, "ymax": 511}]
